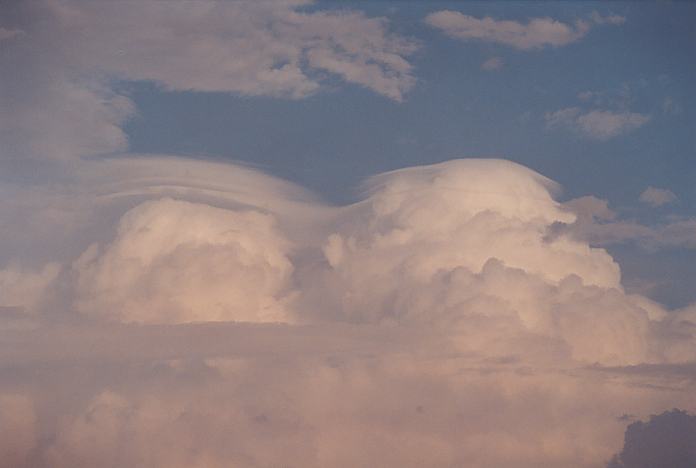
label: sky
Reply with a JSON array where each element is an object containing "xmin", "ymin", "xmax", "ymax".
[
  {"xmin": 120, "ymin": 0, "xmax": 695, "ymax": 308},
  {"xmin": 0, "ymin": 1, "xmax": 695, "ymax": 467}
]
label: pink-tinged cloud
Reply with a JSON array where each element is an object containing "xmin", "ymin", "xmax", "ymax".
[{"xmin": 0, "ymin": 157, "xmax": 694, "ymax": 468}]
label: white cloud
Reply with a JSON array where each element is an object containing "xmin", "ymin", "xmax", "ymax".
[
  {"xmin": 0, "ymin": 394, "xmax": 36, "ymax": 468},
  {"xmin": 0, "ymin": 0, "xmax": 417, "ymax": 162},
  {"xmin": 0, "ymin": 263, "xmax": 60, "ymax": 314},
  {"xmin": 56, "ymin": 1, "xmax": 417, "ymax": 101},
  {"xmin": 425, "ymin": 11, "xmax": 591, "ymax": 50},
  {"xmin": 74, "ymin": 198, "xmax": 295, "ymax": 324},
  {"xmin": 545, "ymin": 107, "xmax": 650, "ymax": 140},
  {"xmin": 0, "ymin": 158, "xmax": 682, "ymax": 363},
  {"xmin": 0, "ymin": 157, "xmax": 695, "ymax": 467},
  {"xmin": 481, "ymin": 56, "xmax": 504, "ymax": 71},
  {"xmin": 640, "ymin": 187, "xmax": 677, "ymax": 207}
]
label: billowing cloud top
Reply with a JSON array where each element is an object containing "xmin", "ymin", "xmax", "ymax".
[{"xmin": 1, "ymin": 155, "xmax": 695, "ymax": 468}]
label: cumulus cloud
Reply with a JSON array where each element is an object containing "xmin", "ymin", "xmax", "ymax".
[
  {"xmin": 425, "ymin": 11, "xmax": 592, "ymax": 50},
  {"xmin": 0, "ymin": 263, "xmax": 60, "ymax": 314},
  {"xmin": 74, "ymin": 199, "xmax": 295, "ymax": 324},
  {"xmin": 0, "ymin": 157, "xmax": 695, "ymax": 467},
  {"xmin": 639, "ymin": 187, "xmax": 677, "ymax": 207},
  {"xmin": 545, "ymin": 107, "xmax": 650, "ymax": 140},
  {"xmin": 0, "ymin": 394, "xmax": 36, "ymax": 468},
  {"xmin": 0, "ymin": 0, "xmax": 417, "ymax": 161},
  {"xmin": 0, "ymin": 5, "xmax": 693, "ymax": 464}
]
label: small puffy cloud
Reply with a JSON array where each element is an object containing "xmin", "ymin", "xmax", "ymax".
[
  {"xmin": 639, "ymin": 187, "xmax": 677, "ymax": 207},
  {"xmin": 425, "ymin": 11, "xmax": 591, "ymax": 50},
  {"xmin": 608, "ymin": 409, "xmax": 696, "ymax": 468},
  {"xmin": 545, "ymin": 107, "xmax": 650, "ymax": 140},
  {"xmin": 481, "ymin": 57, "xmax": 504, "ymax": 71}
]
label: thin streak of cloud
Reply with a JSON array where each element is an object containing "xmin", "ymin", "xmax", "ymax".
[{"xmin": 426, "ymin": 11, "xmax": 599, "ymax": 50}]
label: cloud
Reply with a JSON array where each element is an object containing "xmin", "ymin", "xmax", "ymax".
[
  {"xmin": 0, "ymin": 0, "xmax": 417, "ymax": 161},
  {"xmin": 0, "ymin": 157, "xmax": 695, "ymax": 467},
  {"xmin": 0, "ymin": 263, "xmax": 60, "ymax": 314},
  {"xmin": 55, "ymin": 1, "xmax": 417, "ymax": 100},
  {"xmin": 481, "ymin": 56, "xmax": 504, "ymax": 71},
  {"xmin": 74, "ymin": 199, "xmax": 295, "ymax": 324},
  {"xmin": 0, "ymin": 5, "xmax": 693, "ymax": 464},
  {"xmin": 591, "ymin": 11, "xmax": 627, "ymax": 26},
  {"xmin": 425, "ymin": 11, "xmax": 591, "ymax": 50},
  {"xmin": 545, "ymin": 108, "xmax": 650, "ymax": 140},
  {"xmin": 608, "ymin": 409, "xmax": 696, "ymax": 468},
  {"xmin": 639, "ymin": 187, "xmax": 677, "ymax": 207},
  {"xmin": 552, "ymin": 195, "xmax": 696, "ymax": 251},
  {"xmin": 578, "ymin": 90, "xmax": 601, "ymax": 102},
  {"xmin": 0, "ymin": 394, "xmax": 36, "ymax": 468},
  {"xmin": 662, "ymin": 97, "xmax": 682, "ymax": 115},
  {"xmin": 3, "ymin": 158, "xmax": 691, "ymax": 364},
  {"xmin": 0, "ymin": 27, "xmax": 23, "ymax": 41}
]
